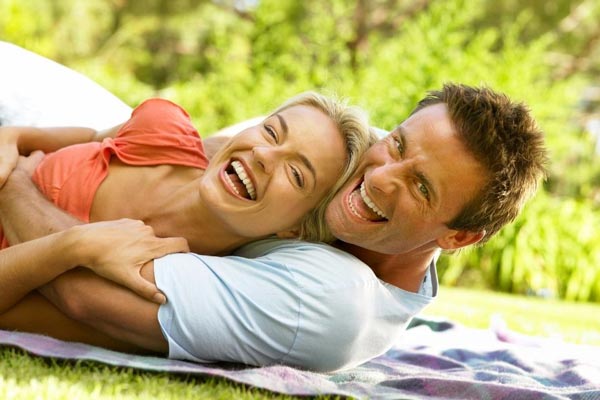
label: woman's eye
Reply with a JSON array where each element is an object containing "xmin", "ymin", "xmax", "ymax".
[
  {"xmin": 291, "ymin": 166, "xmax": 304, "ymax": 188},
  {"xmin": 265, "ymin": 125, "xmax": 278, "ymax": 142}
]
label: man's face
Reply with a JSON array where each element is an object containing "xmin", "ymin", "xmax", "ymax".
[{"xmin": 325, "ymin": 103, "xmax": 487, "ymax": 254}]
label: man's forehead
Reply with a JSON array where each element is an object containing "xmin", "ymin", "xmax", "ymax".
[
  {"xmin": 371, "ymin": 126, "xmax": 388, "ymax": 139},
  {"xmin": 404, "ymin": 104, "xmax": 456, "ymax": 139}
]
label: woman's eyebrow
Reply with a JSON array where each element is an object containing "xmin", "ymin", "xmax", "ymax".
[
  {"xmin": 275, "ymin": 113, "xmax": 289, "ymax": 136},
  {"xmin": 275, "ymin": 113, "xmax": 317, "ymax": 189}
]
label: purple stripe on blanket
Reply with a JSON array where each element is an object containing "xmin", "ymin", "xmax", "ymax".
[{"xmin": 1, "ymin": 318, "xmax": 599, "ymax": 399}]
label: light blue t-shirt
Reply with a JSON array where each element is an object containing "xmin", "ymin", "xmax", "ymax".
[{"xmin": 154, "ymin": 238, "xmax": 437, "ymax": 372}]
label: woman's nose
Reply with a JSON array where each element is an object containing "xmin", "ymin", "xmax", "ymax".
[{"xmin": 253, "ymin": 146, "xmax": 283, "ymax": 173}]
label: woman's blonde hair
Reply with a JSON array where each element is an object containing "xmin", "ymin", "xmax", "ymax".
[{"xmin": 272, "ymin": 91, "xmax": 376, "ymax": 243}]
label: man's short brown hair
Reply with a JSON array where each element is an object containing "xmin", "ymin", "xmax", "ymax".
[{"xmin": 413, "ymin": 83, "xmax": 548, "ymax": 243}]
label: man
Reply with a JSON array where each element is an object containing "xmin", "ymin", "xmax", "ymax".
[{"xmin": 0, "ymin": 43, "xmax": 546, "ymax": 372}]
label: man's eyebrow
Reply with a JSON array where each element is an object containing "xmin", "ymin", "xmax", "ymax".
[{"xmin": 275, "ymin": 113, "xmax": 317, "ymax": 189}]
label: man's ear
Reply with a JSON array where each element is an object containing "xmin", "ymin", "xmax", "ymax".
[
  {"xmin": 275, "ymin": 229, "xmax": 300, "ymax": 239},
  {"xmin": 436, "ymin": 229, "xmax": 485, "ymax": 250}
]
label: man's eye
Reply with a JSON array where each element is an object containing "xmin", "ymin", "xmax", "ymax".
[
  {"xmin": 394, "ymin": 137, "xmax": 404, "ymax": 156},
  {"xmin": 265, "ymin": 125, "xmax": 278, "ymax": 142},
  {"xmin": 291, "ymin": 166, "xmax": 304, "ymax": 188},
  {"xmin": 418, "ymin": 183, "xmax": 430, "ymax": 200}
]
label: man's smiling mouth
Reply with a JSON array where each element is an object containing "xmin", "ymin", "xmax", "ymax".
[
  {"xmin": 224, "ymin": 160, "xmax": 257, "ymax": 200},
  {"xmin": 347, "ymin": 181, "xmax": 388, "ymax": 222}
]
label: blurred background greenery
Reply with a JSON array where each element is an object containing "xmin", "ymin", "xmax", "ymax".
[{"xmin": 1, "ymin": 0, "xmax": 599, "ymax": 301}]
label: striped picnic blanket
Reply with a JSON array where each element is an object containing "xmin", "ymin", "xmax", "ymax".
[{"xmin": 1, "ymin": 317, "xmax": 598, "ymax": 399}]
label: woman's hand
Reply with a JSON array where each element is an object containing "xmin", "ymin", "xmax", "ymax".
[
  {"xmin": 0, "ymin": 127, "xmax": 20, "ymax": 188},
  {"xmin": 15, "ymin": 150, "xmax": 45, "ymax": 176},
  {"xmin": 68, "ymin": 219, "xmax": 189, "ymax": 304}
]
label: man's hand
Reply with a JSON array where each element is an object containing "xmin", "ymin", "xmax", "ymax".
[{"xmin": 69, "ymin": 219, "xmax": 189, "ymax": 304}]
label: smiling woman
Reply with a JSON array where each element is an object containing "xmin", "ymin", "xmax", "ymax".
[
  {"xmin": 200, "ymin": 93, "xmax": 375, "ymax": 243},
  {"xmin": 200, "ymin": 104, "xmax": 345, "ymax": 239},
  {"xmin": 0, "ymin": 92, "xmax": 373, "ymax": 256}
]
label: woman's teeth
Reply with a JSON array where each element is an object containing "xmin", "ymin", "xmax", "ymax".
[{"xmin": 231, "ymin": 160, "xmax": 256, "ymax": 200}]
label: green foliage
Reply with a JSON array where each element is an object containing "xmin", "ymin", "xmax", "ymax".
[
  {"xmin": 438, "ymin": 191, "xmax": 600, "ymax": 302},
  {"xmin": 1, "ymin": 0, "xmax": 598, "ymax": 301}
]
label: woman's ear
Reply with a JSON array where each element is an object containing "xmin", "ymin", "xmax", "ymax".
[
  {"xmin": 436, "ymin": 229, "xmax": 485, "ymax": 250},
  {"xmin": 275, "ymin": 229, "xmax": 300, "ymax": 239}
]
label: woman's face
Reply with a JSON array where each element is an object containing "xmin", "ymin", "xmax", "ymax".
[{"xmin": 199, "ymin": 105, "xmax": 346, "ymax": 238}]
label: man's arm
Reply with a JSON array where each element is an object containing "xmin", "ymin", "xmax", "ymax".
[
  {"xmin": 0, "ymin": 292, "xmax": 148, "ymax": 353},
  {"xmin": 39, "ymin": 265, "xmax": 168, "ymax": 352},
  {"xmin": 0, "ymin": 152, "xmax": 81, "ymax": 244}
]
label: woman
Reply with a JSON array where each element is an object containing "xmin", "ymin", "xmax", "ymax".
[
  {"xmin": 0, "ymin": 92, "xmax": 374, "ymax": 348},
  {"xmin": 0, "ymin": 92, "xmax": 372, "ymax": 253}
]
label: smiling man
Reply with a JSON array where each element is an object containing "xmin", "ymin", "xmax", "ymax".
[{"xmin": 0, "ymin": 43, "xmax": 547, "ymax": 372}]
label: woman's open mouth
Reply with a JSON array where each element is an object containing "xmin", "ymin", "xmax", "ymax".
[
  {"xmin": 223, "ymin": 160, "xmax": 257, "ymax": 200},
  {"xmin": 347, "ymin": 180, "xmax": 388, "ymax": 222}
]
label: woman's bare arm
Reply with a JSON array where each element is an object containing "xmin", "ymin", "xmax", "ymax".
[
  {"xmin": 0, "ymin": 162, "xmax": 183, "ymax": 350},
  {"xmin": 0, "ymin": 227, "xmax": 82, "ymax": 313},
  {"xmin": 0, "ymin": 217, "xmax": 188, "ymax": 312},
  {"xmin": 0, "ymin": 124, "xmax": 124, "ymax": 186}
]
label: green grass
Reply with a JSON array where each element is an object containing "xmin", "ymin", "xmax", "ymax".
[
  {"xmin": 0, "ymin": 350, "xmax": 310, "ymax": 400},
  {"xmin": 1, "ymin": 287, "xmax": 598, "ymax": 399},
  {"xmin": 422, "ymin": 286, "xmax": 600, "ymax": 346}
]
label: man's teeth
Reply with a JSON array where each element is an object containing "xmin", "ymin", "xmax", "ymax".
[
  {"xmin": 231, "ymin": 161, "xmax": 256, "ymax": 200},
  {"xmin": 359, "ymin": 182, "xmax": 387, "ymax": 219}
]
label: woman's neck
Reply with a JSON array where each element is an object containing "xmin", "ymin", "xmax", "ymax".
[{"xmin": 144, "ymin": 179, "xmax": 256, "ymax": 255}]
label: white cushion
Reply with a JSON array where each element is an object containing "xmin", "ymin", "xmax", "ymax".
[{"xmin": 0, "ymin": 41, "xmax": 131, "ymax": 129}]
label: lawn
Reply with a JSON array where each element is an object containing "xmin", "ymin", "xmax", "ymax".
[
  {"xmin": 1, "ymin": 286, "xmax": 598, "ymax": 399},
  {"xmin": 422, "ymin": 286, "xmax": 600, "ymax": 346}
]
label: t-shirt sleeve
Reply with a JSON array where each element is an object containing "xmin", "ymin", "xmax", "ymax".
[
  {"xmin": 154, "ymin": 239, "xmax": 435, "ymax": 372},
  {"xmin": 154, "ymin": 252, "xmax": 302, "ymax": 367}
]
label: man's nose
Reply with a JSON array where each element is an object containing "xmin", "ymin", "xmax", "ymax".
[{"xmin": 368, "ymin": 161, "xmax": 410, "ymax": 194}]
